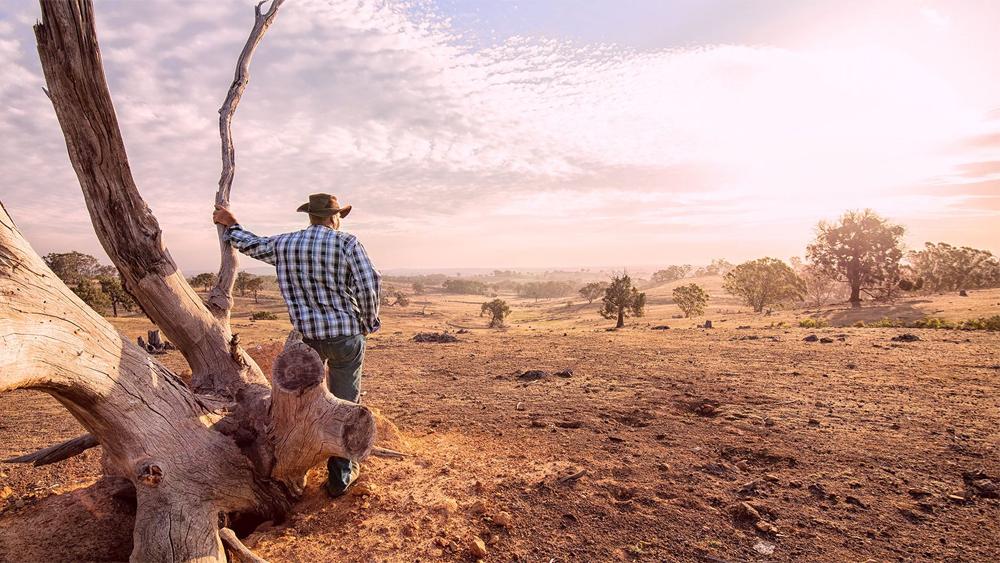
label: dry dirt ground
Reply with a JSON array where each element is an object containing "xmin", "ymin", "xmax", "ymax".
[{"xmin": 1, "ymin": 285, "xmax": 998, "ymax": 563}]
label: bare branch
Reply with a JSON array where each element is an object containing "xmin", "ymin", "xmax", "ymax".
[
  {"xmin": 220, "ymin": 528, "xmax": 272, "ymax": 563},
  {"xmin": 209, "ymin": 0, "xmax": 287, "ymax": 319},
  {"xmin": 3, "ymin": 434, "xmax": 98, "ymax": 466}
]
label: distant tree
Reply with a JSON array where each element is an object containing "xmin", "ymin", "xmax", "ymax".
[
  {"xmin": 578, "ymin": 281, "xmax": 607, "ymax": 304},
  {"xmin": 723, "ymin": 257, "xmax": 806, "ymax": 313},
  {"xmin": 650, "ymin": 265, "xmax": 691, "ymax": 284},
  {"xmin": 442, "ymin": 279, "xmax": 489, "ymax": 295},
  {"xmin": 672, "ymin": 283, "xmax": 710, "ymax": 317},
  {"xmin": 905, "ymin": 242, "xmax": 1000, "ymax": 291},
  {"xmin": 72, "ymin": 279, "xmax": 111, "ymax": 313},
  {"xmin": 393, "ymin": 291, "xmax": 410, "ymax": 307},
  {"xmin": 188, "ymin": 272, "xmax": 218, "ymax": 291},
  {"xmin": 800, "ymin": 262, "xmax": 847, "ymax": 307},
  {"xmin": 600, "ymin": 273, "xmax": 646, "ymax": 328},
  {"xmin": 43, "ymin": 251, "xmax": 114, "ymax": 285},
  {"xmin": 806, "ymin": 209, "xmax": 905, "ymax": 307},
  {"xmin": 518, "ymin": 281, "xmax": 575, "ymax": 301},
  {"xmin": 99, "ymin": 275, "xmax": 136, "ymax": 317},
  {"xmin": 411, "ymin": 281, "xmax": 426, "ymax": 295},
  {"xmin": 235, "ymin": 271, "xmax": 255, "ymax": 297},
  {"xmin": 480, "ymin": 298, "xmax": 511, "ymax": 328},
  {"xmin": 245, "ymin": 275, "xmax": 265, "ymax": 303}
]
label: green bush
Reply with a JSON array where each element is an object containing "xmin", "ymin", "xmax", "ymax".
[
  {"xmin": 912, "ymin": 317, "xmax": 956, "ymax": 330},
  {"xmin": 961, "ymin": 315, "xmax": 1000, "ymax": 331},
  {"xmin": 852, "ymin": 320, "xmax": 867, "ymax": 328},
  {"xmin": 250, "ymin": 311, "xmax": 278, "ymax": 321},
  {"xmin": 799, "ymin": 318, "xmax": 829, "ymax": 328},
  {"xmin": 868, "ymin": 317, "xmax": 904, "ymax": 328}
]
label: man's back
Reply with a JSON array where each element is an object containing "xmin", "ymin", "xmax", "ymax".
[{"xmin": 225, "ymin": 223, "xmax": 381, "ymax": 339}]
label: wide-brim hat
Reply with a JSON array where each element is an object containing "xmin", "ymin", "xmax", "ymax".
[{"xmin": 296, "ymin": 193, "xmax": 351, "ymax": 218}]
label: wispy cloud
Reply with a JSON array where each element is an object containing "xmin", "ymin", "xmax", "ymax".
[{"xmin": 0, "ymin": 0, "xmax": 997, "ymax": 271}]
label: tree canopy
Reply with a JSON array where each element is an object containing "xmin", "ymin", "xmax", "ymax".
[
  {"xmin": 480, "ymin": 298, "xmax": 511, "ymax": 328},
  {"xmin": 723, "ymin": 257, "xmax": 805, "ymax": 313},
  {"xmin": 905, "ymin": 242, "xmax": 1000, "ymax": 292},
  {"xmin": 672, "ymin": 283, "xmax": 709, "ymax": 317},
  {"xmin": 599, "ymin": 273, "xmax": 646, "ymax": 328},
  {"xmin": 806, "ymin": 209, "xmax": 905, "ymax": 307}
]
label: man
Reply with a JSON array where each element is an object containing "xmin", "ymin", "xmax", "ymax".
[{"xmin": 213, "ymin": 193, "xmax": 381, "ymax": 497}]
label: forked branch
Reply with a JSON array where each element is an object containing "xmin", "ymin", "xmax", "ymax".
[{"xmin": 208, "ymin": 0, "xmax": 287, "ymax": 319}]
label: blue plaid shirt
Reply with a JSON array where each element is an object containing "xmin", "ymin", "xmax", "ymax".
[{"xmin": 224, "ymin": 224, "xmax": 381, "ymax": 339}]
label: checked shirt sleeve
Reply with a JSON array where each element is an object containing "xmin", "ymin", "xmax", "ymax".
[
  {"xmin": 347, "ymin": 239, "xmax": 382, "ymax": 334},
  {"xmin": 223, "ymin": 225, "xmax": 278, "ymax": 265}
]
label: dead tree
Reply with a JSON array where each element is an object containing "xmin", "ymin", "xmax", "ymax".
[{"xmin": 0, "ymin": 1, "xmax": 380, "ymax": 561}]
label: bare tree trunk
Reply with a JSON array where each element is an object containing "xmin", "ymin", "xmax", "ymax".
[{"xmin": 1, "ymin": 1, "xmax": 383, "ymax": 561}]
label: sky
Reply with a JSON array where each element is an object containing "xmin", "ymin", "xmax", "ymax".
[{"xmin": 1, "ymin": 0, "xmax": 998, "ymax": 274}]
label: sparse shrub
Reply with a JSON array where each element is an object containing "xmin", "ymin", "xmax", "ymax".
[
  {"xmin": 961, "ymin": 315, "xmax": 1000, "ymax": 331},
  {"xmin": 911, "ymin": 317, "xmax": 956, "ymax": 330},
  {"xmin": 868, "ymin": 317, "xmax": 904, "ymax": 328},
  {"xmin": 852, "ymin": 320, "xmax": 867, "ymax": 328},
  {"xmin": 250, "ymin": 311, "xmax": 278, "ymax": 321},
  {"xmin": 799, "ymin": 318, "xmax": 829, "ymax": 328},
  {"xmin": 723, "ymin": 258, "xmax": 805, "ymax": 312}
]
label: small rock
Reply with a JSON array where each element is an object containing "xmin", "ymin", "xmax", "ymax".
[
  {"xmin": 470, "ymin": 537, "xmax": 488, "ymax": 558},
  {"xmin": 755, "ymin": 521, "xmax": 779, "ymax": 535},
  {"xmin": 890, "ymin": 333, "xmax": 921, "ymax": 342},
  {"xmin": 808, "ymin": 418, "xmax": 820, "ymax": 426},
  {"xmin": 440, "ymin": 499, "xmax": 459, "ymax": 513},
  {"xmin": 555, "ymin": 369, "xmax": 574, "ymax": 378},
  {"xmin": 352, "ymin": 482, "xmax": 378, "ymax": 497},
  {"xmin": 0, "ymin": 486, "xmax": 13, "ymax": 501},
  {"xmin": 819, "ymin": 337, "xmax": 834, "ymax": 343},
  {"xmin": 734, "ymin": 501, "xmax": 762, "ymax": 523},
  {"xmin": 803, "ymin": 334, "xmax": 819, "ymax": 342},
  {"xmin": 735, "ymin": 460, "xmax": 750, "ymax": 471},
  {"xmin": 493, "ymin": 511, "xmax": 513, "ymax": 527},
  {"xmin": 518, "ymin": 370, "xmax": 549, "ymax": 381},
  {"xmin": 753, "ymin": 540, "xmax": 775, "ymax": 555},
  {"xmin": 470, "ymin": 500, "xmax": 488, "ymax": 515},
  {"xmin": 14, "ymin": 498, "xmax": 25, "ymax": 509}
]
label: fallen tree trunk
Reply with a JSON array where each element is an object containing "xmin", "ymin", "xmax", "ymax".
[{"xmin": 1, "ymin": 1, "xmax": 385, "ymax": 561}]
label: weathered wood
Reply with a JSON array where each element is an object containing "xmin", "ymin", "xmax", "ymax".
[
  {"xmin": 220, "ymin": 528, "xmax": 272, "ymax": 563},
  {"xmin": 2, "ymin": 2, "xmax": 385, "ymax": 562},
  {"xmin": 3, "ymin": 434, "xmax": 99, "ymax": 466},
  {"xmin": 208, "ymin": 0, "xmax": 286, "ymax": 319},
  {"xmin": 34, "ymin": 0, "xmax": 266, "ymax": 399}
]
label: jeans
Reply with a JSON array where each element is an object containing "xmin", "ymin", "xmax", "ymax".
[{"xmin": 303, "ymin": 334, "xmax": 365, "ymax": 489}]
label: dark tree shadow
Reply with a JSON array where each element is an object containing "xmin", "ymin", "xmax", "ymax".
[{"xmin": 0, "ymin": 477, "xmax": 133, "ymax": 563}]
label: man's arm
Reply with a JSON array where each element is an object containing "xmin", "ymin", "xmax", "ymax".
[
  {"xmin": 346, "ymin": 239, "xmax": 381, "ymax": 335},
  {"xmin": 213, "ymin": 205, "xmax": 278, "ymax": 265}
]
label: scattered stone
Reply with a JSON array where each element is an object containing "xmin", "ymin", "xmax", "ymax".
[
  {"xmin": 0, "ymin": 486, "xmax": 12, "ymax": 501},
  {"xmin": 694, "ymin": 403, "xmax": 717, "ymax": 417},
  {"xmin": 518, "ymin": 370, "xmax": 549, "ymax": 381},
  {"xmin": 763, "ymin": 474, "xmax": 779, "ymax": 483},
  {"xmin": 530, "ymin": 420, "xmax": 548, "ymax": 428},
  {"xmin": 735, "ymin": 460, "xmax": 750, "ymax": 471},
  {"xmin": 737, "ymin": 325, "xmax": 751, "ymax": 329},
  {"xmin": 470, "ymin": 536, "xmax": 488, "ymax": 557},
  {"xmin": 555, "ymin": 420, "xmax": 583, "ymax": 429},
  {"xmin": 555, "ymin": 369, "xmax": 574, "ymax": 378},
  {"xmin": 703, "ymin": 320, "xmax": 713, "ymax": 329},
  {"xmin": 734, "ymin": 501, "xmax": 762, "ymax": 523},
  {"xmin": 440, "ymin": 499, "xmax": 459, "ymax": 513},
  {"xmin": 959, "ymin": 290, "xmax": 968, "ymax": 297},
  {"xmin": 819, "ymin": 337, "xmax": 835, "ymax": 344},
  {"xmin": 753, "ymin": 540, "xmax": 775, "ymax": 555},
  {"xmin": 963, "ymin": 470, "xmax": 999, "ymax": 499},
  {"xmin": 803, "ymin": 334, "xmax": 819, "ymax": 342},
  {"xmin": 845, "ymin": 495, "xmax": 869, "ymax": 508},
  {"xmin": 808, "ymin": 418, "xmax": 820, "ymax": 426},
  {"xmin": 413, "ymin": 332, "xmax": 459, "ymax": 343},
  {"xmin": 651, "ymin": 325, "xmax": 671, "ymax": 330},
  {"xmin": 470, "ymin": 500, "xmax": 488, "ymax": 515},
  {"xmin": 908, "ymin": 487, "xmax": 933, "ymax": 497},
  {"xmin": 755, "ymin": 521, "xmax": 779, "ymax": 535},
  {"xmin": 14, "ymin": 498, "xmax": 25, "ymax": 509},
  {"xmin": 890, "ymin": 334, "xmax": 921, "ymax": 342},
  {"xmin": 352, "ymin": 482, "xmax": 378, "ymax": 497},
  {"xmin": 494, "ymin": 511, "xmax": 513, "ymax": 527}
]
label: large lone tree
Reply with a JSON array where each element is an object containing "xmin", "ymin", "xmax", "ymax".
[
  {"xmin": 0, "ymin": 2, "xmax": 388, "ymax": 561},
  {"xmin": 806, "ymin": 209, "xmax": 906, "ymax": 307}
]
